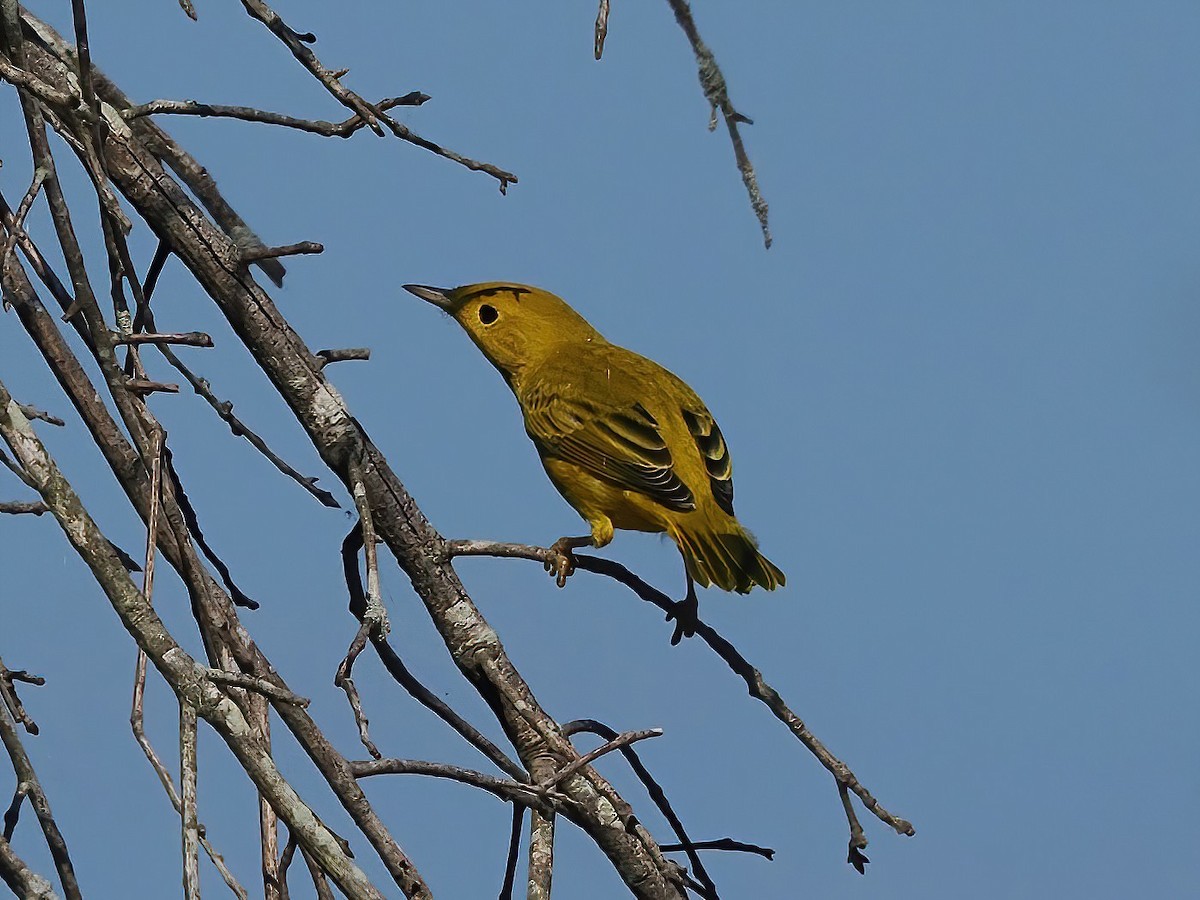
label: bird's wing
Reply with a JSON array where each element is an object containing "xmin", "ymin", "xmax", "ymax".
[
  {"xmin": 522, "ymin": 383, "xmax": 696, "ymax": 512},
  {"xmin": 681, "ymin": 407, "xmax": 735, "ymax": 516}
]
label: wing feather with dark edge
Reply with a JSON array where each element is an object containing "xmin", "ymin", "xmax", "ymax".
[
  {"xmin": 523, "ymin": 386, "xmax": 696, "ymax": 512},
  {"xmin": 681, "ymin": 408, "xmax": 735, "ymax": 515}
]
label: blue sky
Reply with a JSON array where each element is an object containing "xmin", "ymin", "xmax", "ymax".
[{"xmin": 2, "ymin": 2, "xmax": 1199, "ymax": 897}]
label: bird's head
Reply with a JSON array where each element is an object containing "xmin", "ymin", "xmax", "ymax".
[{"xmin": 404, "ymin": 282, "xmax": 603, "ymax": 382}]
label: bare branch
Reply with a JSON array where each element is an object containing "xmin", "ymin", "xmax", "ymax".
[
  {"xmin": 662, "ymin": 0, "xmax": 770, "ymax": 247},
  {"xmin": 448, "ymin": 540, "xmax": 913, "ymax": 837},
  {"xmin": 0, "ymin": 500, "xmax": 48, "ymax": 515},
  {"xmin": 527, "ymin": 805, "xmax": 555, "ymax": 900},
  {"xmin": 236, "ymin": 0, "xmax": 385, "ymax": 134},
  {"xmin": 540, "ymin": 728, "xmax": 663, "ymax": 789},
  {"xmin": 659, "ymin": 838, "xmax": 775, "ymax": 861},
  {"xmin": 0, "ymin": 375, "xmax": 394, "ymax": 900},
  {"xmin": 156, "ymin": 343, "xmax": 341, "ymax": 508},
  {"xmin": 0, "ymin": 653, "xmax": 82, "ymax": 899},
  {"xmin": 123, "ymin": 93, "xmax": 431, "ymax": 136},
  {"xmin": 123, "ymin": 378, "xmax": 180, "ymax": 395},
  {"xmin": 570, "ymin": 555, "xmax": 915, "ymax": 838},
  {"xmin": 334, "ymin": 624, "xmax": 382, "ymax": 760},
  {"xmin": 0, "ymin": 834, "xmax": 59, "ymax": 900},
  {"xmin": 840, "ymin": 782, "xmax": 870, "ymax": 874},
  {"xmin": 565, "ymin": 718, "xmax": 717, "ymax": 898},
  {"xmin": 0, "ymin": 51, "xmax": 78, "ymax": 106},
  {"xmin": 350, "ymin": 759, "xmax": 564, "ymax": 812},
  {"xmin": 0, "ymin": 659, "xmax": 43, "ymax": 735},
  {"xmin": 111, "ymin": 331, "xmax": 214, "ymax": 347},
  {"xmin": 16, "ymin": 404, "xmax": 65, "ymax": 427},
  {"xmin": 341, "ymin": 526, "xmax": 526, "ymax": 780},
  {"xmin": 239, "ymin": 241, "xmax": 323, "ymax": 263},
  {"xmin": 315, "ymin": 347, "xmax": 370, "ymax": 368},
  {"xmin": 205, "ymin": 669, "xmax": 310, "ymax": 707},
  {"xmin": 180, "ymin": 701, "xmax": 201, "ymax": 899},
  {"xmin": 348, "ymin": 457, "xmax": 389, "ymax": 635},
  {"xmin": 594, "ymin": 0, "xmax": 611, "ymax": 59},
  {"xmin": 301, "ymin": 848, "xmax": 336, "ymax": 900},
  {"xmin": 498, "ymin": 804, "xmax": 523, "ymax": 900},
  {"xmin": 0, "ymin": 165, "xmax": 47, "ymax": 278}
]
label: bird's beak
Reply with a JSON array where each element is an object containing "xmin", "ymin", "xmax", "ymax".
[{"xmin": 403, "ymin": 284, "xmax": 454, "ymax": 310}]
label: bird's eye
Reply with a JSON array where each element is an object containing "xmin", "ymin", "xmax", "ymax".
[{"xmin": 478, "ymin": 304, "xmax": 498, "ymax": 325}]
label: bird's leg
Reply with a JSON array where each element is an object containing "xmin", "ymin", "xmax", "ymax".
[
  {"xmin": 665, "ymin": 573, "xmax": 700, "ymax": 646},
  {"xmin": 547, "ymin": 535, "xmax": 593, "ymax": 588}
]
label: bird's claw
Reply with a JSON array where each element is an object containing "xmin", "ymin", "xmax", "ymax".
[
  {"xmin": 665, "ymin": 592, "xmax": 700, "ymax": 646},
  {"xmin": 545, "ymin": 538, "xmax": 578, "ymax": 588}
]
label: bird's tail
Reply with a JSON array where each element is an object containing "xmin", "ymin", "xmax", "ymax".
[{"xmin": 668, "ymin": 521, "xmax": 785, "ymax": 594}]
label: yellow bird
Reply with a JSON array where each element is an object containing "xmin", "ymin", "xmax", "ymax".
[{"xmin": 405, "ymin": 282, "xmax": 784, "ymax": 638}]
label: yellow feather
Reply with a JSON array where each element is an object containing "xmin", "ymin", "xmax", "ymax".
[{"xmin": 405, "ymin": 282, "xmax": 784, "ymax": 593}]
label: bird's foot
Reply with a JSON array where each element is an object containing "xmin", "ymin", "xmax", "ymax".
[
  {"xmin": 546, "ymin": 536, "xmax": 589, "ymax": 588},
  {"xmin": 665, "ymin": 583, "xmax": 700, "ymax": 646}
]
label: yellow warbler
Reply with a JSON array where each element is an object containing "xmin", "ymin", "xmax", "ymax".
[{"xmin": 405, "ymin": 282, "xmax": 784, "ymax": 631}]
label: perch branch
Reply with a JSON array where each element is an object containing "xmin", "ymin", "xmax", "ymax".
[{"xmin": 448, "ymin": 541, "xmax": 915, "ymax": 843}]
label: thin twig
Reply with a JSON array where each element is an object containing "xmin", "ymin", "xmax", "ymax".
[
  {"xmin": 539, "ymin": 728, "xmax": 663, "ymax": 788},
  {"xmin": 160, "ymin": 349, "xmax": 340, "ymax": 508},
  {"xmin": 527, "ymin": 803, "xmax": 554, "ymax": 900},
  {"xmin": 565, "ymin": 718, "xmax": 717, "ymax": 899},
  {"xmin": 123, "ymin": 93, "xmax": 431, "ymax": 136},
  {"xmin": 334, "ymin": 624, "xmax": 382, "ymax": 759},
  {"xmin": 0, "ymin": 52, "xmax": 78, "ymax": 106},
  {"xmin": 239, "ymin": 241, "xmax": 323, "ymax": 263},
  {"xmin": 16, "ymin": 404, "xmax": 65, "ymax": 426},
  {"xmin": 111, "ymin": 331, "xmax": 214, "ymax": 347},
  {"xmin": 126, "ymin": 434, "xmax": 250, "ymax": 900},
  {"xmin": 160, "ymin": 443, "xmax": 260, "ymax": 609},
  {"xmin": 341, "ymin": 527, "xmax": 526, "ymax": 780},
  {"xmin": 180, "ymin": 699, "xmax": 201, "ymax": 899},
  {"xmin": 237, "ymin": 0, "xmax": 385, "ymax": 134},
  {"xmin": 594, "ymin": 0, "xmax": 611, "ymax": 59},
  {"xmin": 349, "ymin": 456, "xmax": 389, "ymax": 635},
  {"xmin": 205, "ymin": 669, "xmax": 310, "ymax": 707},
  {"xmin": 0, "ymin": 501, "xmax": 48, "ymax": 515},
  {"xmin": 840, "ymin": 782, "xmax": 870, "ymax": 874},
  {"xmin": 130, "ymin": 245, "xmax": 339, "ymax": 509},
  {"xmin": 349, "ymin": 759, "xmax": 565, "ymax": 812},
  {"xmin": 0, "ymin": 165, "xmax": 47, "ymax": 276},
  {"xmin": 0, "ymin": 651, "xmax": 81, "ymax": 899},
  {"xmin": 572, "ymin": 555, "xmax": 915, "ymax": 839},
  {"xmin": 2, "ymin": 783, "xmax": 29, "ymax": 841},
  {"xmin": 301, "ymin": 848, "xmax": 336, "ymax": 900},
  {"xmin": 447, "ymin": 540, "xmax": 914, "ymax": 836},
  {"xmin": 123, "ymin": 378, "xmax": 179, "ymax": 394},
  {"xmin": 315, "ymin": 348, "xmax": 370, "ymax": 368},
  {"xmin": 498, "ymin": 804, "xmax": 523, "ymax": 900},
  {"xmin": 234, "ymin": 0, "xmax": 515, "ymax": 189},
  {"xmin": 662, "ymin": 0, "xmax": 771, "ymax": 247},
  {"xmin": 0, "ymin": 660, "xmax": 42, "ymax": 734},
  {"xmin": 659, "ymin": 838, "xmax": 774, "ymax": 860}
]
